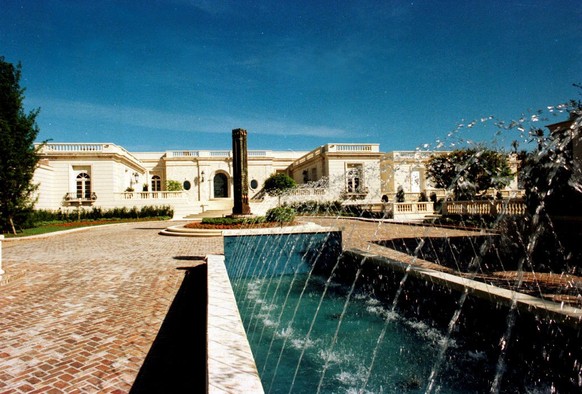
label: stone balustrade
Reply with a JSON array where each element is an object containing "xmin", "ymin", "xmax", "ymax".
[
  {"xmin": 443, "ymin": 199, "xmax": 526, "ymax": 216},
  {"xmin": 116, "ymin": 191, "xmax": 186, "ymax": 200},
  {"xmin": 290, "ymin": 143, "xmax": 380, "ymax": 169},
  {"xmin": 287, "ymin": 188, "xmax": 328, "ymax": 196},
  {"xmin": 167, "ymin": 150, "xmax": 271, "ymax": 158},
  {"xmin": 41, "ymin": 143, "xmax": 105, "ymax": 152},
  {"xmin": 393, "ymin": 201, "xmax": 432, "ymax": 214},
  {"xmin": 38, "ymin": 143, "xmax": 143, "ymax": 167},
  {"xmin": 327, "ymin": 143, "xmax": 380, "ymax": 152}
]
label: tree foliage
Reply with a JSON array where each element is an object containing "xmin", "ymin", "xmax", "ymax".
[
  {"xmin": 514, "ymin": 101, "xmax": 582, "ymax": 274},
  {"xmin": 166, "ymin": 180, "xmax": 183, "ymax": 191},
  {"xmin": 426, "ymin": 147, "xmax": 513, "ymax": 200},
  {"xmin": 263, "ymin": 173, "xmax": 296, "ymax": 196},
  {"xmin": 520, "ymin": 107, "xmax": 582, "ymax": 217},
  {"xmin": 0, "ymin": 57, "xmax": 41, "ymax": 233}
]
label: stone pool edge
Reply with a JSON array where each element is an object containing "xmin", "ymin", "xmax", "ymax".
[
  {"xmin": 206, "ymin": 254, "xmax": 265, "ymax": 394},
  {"xmin": 344, "ymin": 248, "xmax": 582, "ymax": 328}
]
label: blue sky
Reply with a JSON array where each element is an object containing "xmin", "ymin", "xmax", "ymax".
[{"xmin": 1, "ymin": 0, "xmax": 581, "ymax": 152}]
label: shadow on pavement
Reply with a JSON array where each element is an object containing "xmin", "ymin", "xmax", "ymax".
[{"xmin": 130, "ymin": 264, "xmax": 207, "ymax": 393}]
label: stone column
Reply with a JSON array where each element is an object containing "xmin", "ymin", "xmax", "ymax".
[{"xmin": 232, "ymin": 128, "xmax": 252, "ymax": 216}]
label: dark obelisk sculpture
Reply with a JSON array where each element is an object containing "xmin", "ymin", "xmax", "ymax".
[{"xmin": 232, "ymin": 128, "xmax": 252, "ymax": 216}]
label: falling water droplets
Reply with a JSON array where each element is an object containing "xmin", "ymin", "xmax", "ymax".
[{"xmin": 221, "ymin": 109, "xmax": 582, "ymax": 392}]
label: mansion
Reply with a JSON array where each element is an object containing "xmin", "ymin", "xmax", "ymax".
[{"xmin": 32, "ymin": 141, "xmax": 521, "ymax": 219}]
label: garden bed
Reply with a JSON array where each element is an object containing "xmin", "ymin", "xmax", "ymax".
[{"xmin": 184, "ymin": 221, "xmax": 298, "ymax": 230}]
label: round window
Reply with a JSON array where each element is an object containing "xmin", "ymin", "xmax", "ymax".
[
  {"xmin": 250, "ymin": 179, "xmax": 259, "ymax": 189},
  {"xmin": 183, "ymin": 180, "xmax": 191, "ymax": 190}
]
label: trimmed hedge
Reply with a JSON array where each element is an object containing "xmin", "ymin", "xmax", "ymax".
[
  {"xmin": 24, "ymin": 205, "xmax": 174, "ymax": 228},
  {"xmin": 289, "ymin": 200, "xmax": 391, "ymax": 218},
  {"xmin": 201, "ymin": 216, "xmax": 266, "ymax": 225},
  {"xmin": 424, "ymin": 214, "xmax": 499, "ymax": 229},
  {"xmin": 290, "ymin": 200, "xmax": 345, "ymax": 215}
]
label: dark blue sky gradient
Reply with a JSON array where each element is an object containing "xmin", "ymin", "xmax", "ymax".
[{"xmin": 2, "ymin": 0, "xmax": 581, "ymax": 151}]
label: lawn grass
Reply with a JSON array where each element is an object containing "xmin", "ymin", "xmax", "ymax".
[{"xmin": 3, "ymin": 217, "xmax": 171, "ymax": 238}]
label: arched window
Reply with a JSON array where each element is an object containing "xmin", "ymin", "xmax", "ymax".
[
  {"xmin": 151, "ymin": 175, "xmax": 161, "ymax": 192},
  {"xmin": 76, "ymin": 173, "xmax": 91, "ymax": 199}
]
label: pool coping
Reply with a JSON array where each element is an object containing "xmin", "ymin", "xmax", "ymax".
[
  {"xmin": 345, "ymin": 248, "xmax": 582, "ymax": 328},
  {"xmin": 222, "ymin": 222, "xmax": 338, "ymax": 236},
  {"xmin": 206, "ymin": 254, "xmax": 265, "ymax": 394}
]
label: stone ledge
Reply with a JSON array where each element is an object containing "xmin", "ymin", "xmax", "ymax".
[
  {"xmin": 206, "ymin": 255, "xmax": 264, "ymax": 393},
  {"xmin": 159, "ymin": 225, "xmax": 223, "ymax": 237},
  {"xmin": 345, "ymin": 248, "xmax": 582, "ymax": 329}
]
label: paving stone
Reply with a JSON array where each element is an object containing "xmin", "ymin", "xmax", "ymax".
[{"xmin": 1, "ymin": 221, "xmax": 222, "ymax": 392}]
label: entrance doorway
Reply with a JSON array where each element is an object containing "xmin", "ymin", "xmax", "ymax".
[{"xmin": 213, "ymin": 173, "xmax": 228, "ymax": 198}]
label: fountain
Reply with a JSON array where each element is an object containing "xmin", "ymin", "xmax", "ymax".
[
  {"xmin": 223, "ymin": 229, "xmax": 581, "ymax": 392},
  {"xmin": 211, "ymin": 107, "xmax": 581, "ymax": 393}
]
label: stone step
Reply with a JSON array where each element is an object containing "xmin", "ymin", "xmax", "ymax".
[
  {"xmin": 183, "ymin": 209, "xmax": 232, "ymax": 219},
  {"xmin": 159, "ymin": 224, "xmax": 223, "ymax": 237}
]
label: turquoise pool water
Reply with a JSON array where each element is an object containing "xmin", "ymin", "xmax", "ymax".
[{"xmin": 230, "ymin": 273, "xmax": 492, "ymax": 393}]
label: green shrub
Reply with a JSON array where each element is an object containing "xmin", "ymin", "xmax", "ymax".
[
  {"xmin": 265, "ymin": 206, "xmax": 296, "ymax": 223},
  {"xmin": 202, "ymin": 217, "xmax": 240, "ymax": 225},
  {"xmin": 289, "ymin": 200, "xmax": 348, "ymax": 216},
  {"xmin": 290, "ymin": 200, "xmax": 391, "ymax": 217},
  {"xmin": 24, "ymin": 205, "xmax": 174, "ymax": 228}
]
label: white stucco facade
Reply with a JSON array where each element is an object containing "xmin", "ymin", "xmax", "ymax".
[
  {"xmin": 381, "ymin": 151, "xmax": 446, "ymax": 201},
  {"xmin": 381, "ymin": 150, "xmax": 522, "ymax": 202},
  {"xmin": 33, "ymin": 142, "xmax": 385, "ymax": 217},
  {"xmin": 32, "ymin": 142, "xmax": 523, "ymax": 218},
  {"xmin": 286, "ymin": 143, "xmax": 382, "ymax": 202}
]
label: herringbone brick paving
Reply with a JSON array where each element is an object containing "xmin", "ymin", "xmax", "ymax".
[{"xmin": 0, "ymin": 221, "xmax": 222, "ymax": 394}]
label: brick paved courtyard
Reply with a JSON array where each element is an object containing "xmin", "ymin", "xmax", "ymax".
[{"xmin": 0, "ymin": 221, "xmax": 221, "ymax": 393}]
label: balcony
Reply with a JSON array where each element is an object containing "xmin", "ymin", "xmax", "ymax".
[{"xmin": 63, "ymin": 192, "xmax": 97, "ymax": 206}]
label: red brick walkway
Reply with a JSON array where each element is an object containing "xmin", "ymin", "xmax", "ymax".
[{"xmin": 0, "ymin": 221, "xmax": 221, "ymax": 394}]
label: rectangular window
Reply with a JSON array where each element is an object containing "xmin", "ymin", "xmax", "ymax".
[
  {"xmin": 76, "ymin": 172, "xmax": 91, "ymax": 199},
  {"xmin": 346, "ymin": 163, "xmax": 363, "ymax": 193},
  {"xmin": 411, "ymin": 170, "xmax": 421, "ymax": 193},
  {"xmin": 151, "ymin": 175, "xmax": 161, "ymax": 192}
]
